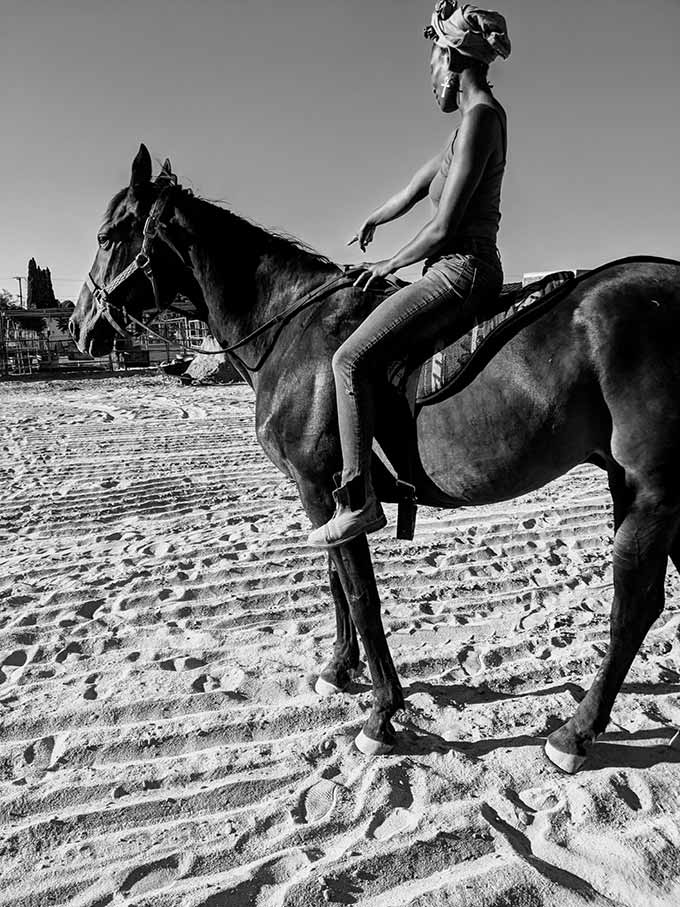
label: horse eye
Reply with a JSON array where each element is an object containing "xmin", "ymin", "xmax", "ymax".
[{"xmin": 97, "ymin": 233, "xmax": 113, "ymax": 250}]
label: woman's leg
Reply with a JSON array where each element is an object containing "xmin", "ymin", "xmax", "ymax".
[
  {"xmin": 308, "ymin": 254, "xmax": 501, "ymax": 547},
  {"xmin": 332, "ymin": 255, "xmax": 500, "ymax": 484}
]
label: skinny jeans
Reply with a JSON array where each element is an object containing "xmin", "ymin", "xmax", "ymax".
[{"xmin": 332, "ymin": 241, "xmax": 503, "ymax": 484}]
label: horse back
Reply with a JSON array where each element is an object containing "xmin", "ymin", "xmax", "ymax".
[{"xmin": 414, "ymin": 258, "xmax": 680, "ymax": 506}]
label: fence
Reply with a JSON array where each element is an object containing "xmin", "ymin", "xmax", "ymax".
[
  {"xmin": 0, "ymin": 336, "xmax": 114, "ymax": 377},
  {"xmin": 0, "ymin": 313, "xmax": 211, "ymax": 377}
]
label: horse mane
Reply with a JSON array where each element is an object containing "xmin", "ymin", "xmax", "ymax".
[
  {"xmin": 181, "ymin": 189, "xmax": 338, "ymax": 275},
  {"xmin": 103, "ymin": 180, "xmax": 337, "ymax": 277}
]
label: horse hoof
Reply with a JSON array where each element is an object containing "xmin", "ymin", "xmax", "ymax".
[
  {"xmin": 544, "ymin": 738, "xmax": 587, "ymax": 774},
  {"xmin": 355, "ymin": 729, "xmax": 394, "ymax": 756},
  {"xmin": 315, "ymin": 676, "xmax": 345, "ymax": 697}
]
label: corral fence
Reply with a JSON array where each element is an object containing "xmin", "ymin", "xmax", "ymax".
[{"xmin": 1, "ymin": 310, "xmax": 211, "ymax": 377}]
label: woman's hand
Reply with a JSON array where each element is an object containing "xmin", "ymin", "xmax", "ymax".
[
  {"xmin": 352, "ymin": 259, "xmax": 397, "ymax": 292},
  {"xmin": 348, "ymin": 219, "xmax": 377, "ymax": 252}
]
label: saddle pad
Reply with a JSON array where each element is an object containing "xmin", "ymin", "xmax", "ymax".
[{"xmin": 416, "ymin": 270, "xmax": 575, "ymax": 406}]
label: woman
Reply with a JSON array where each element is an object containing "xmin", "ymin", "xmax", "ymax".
[{"xmin": 308, "ymin": 1, "xmax": 511, "ymax": 548}]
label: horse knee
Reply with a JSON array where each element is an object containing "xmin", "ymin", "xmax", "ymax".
[
  {"xmin": 634, "ymin": 487, "xmax": 680, "ymax": 521},
  {"xmin": 614, "ymin": 489, "xmax": 680, "ymax": 560}
]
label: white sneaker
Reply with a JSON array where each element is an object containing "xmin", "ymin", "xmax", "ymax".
[{"xmin": 307, "ymin": 477, "xmax": 387, "ymax": 548}]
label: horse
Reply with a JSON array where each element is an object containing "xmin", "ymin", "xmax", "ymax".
[{"xmin": 70, "ymin": 145, "xmax": 680, "ymax": 773}]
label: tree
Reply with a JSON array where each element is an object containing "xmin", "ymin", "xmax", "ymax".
[
  {"xmin": 0, "ymin": 289, "xmax": 45, "ymax": 334},
  {"xmin": 26, "ymin": 258, "xmax": 57, "ymax": 310},
  {"xmin": 0, "ymin": 289, "xmax": 19, "ymax": 308}
]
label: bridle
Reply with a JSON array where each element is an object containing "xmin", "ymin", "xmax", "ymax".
[
  {"xmin": 86, "ymin": 180, "xmax": 186, "ymax": 340},
  {"xmin": 85, "ymin": 173, "xmax": 401, "ymax": 372}
]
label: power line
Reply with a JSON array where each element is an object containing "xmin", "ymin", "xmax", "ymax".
[{"xmin": 0, "ymin": 275, "xmax": 84, "ymax": 283}]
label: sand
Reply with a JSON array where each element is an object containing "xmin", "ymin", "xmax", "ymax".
[{"xmin": 1, "ymin": 374, "xmax": 679, "ymax": 907}]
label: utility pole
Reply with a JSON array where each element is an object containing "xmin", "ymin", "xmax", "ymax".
[{"xmin": 13, "ymin": 276, "xmax": 24, "ymax": 307}]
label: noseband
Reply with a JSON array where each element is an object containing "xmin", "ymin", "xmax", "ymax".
[{"xmin": 86, "ymin": 183, "xmax": 186, "ymax": 338}]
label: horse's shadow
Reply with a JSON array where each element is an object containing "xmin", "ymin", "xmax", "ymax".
[
  {"xmin": 403, "ymin": 678, "xmax": 588, "ymax": 708},
  {"xmin": 580, "ymin": 731, "xmax": 680, "ymax": 773},
  {"xmin": 390, "ymin": 677, "xmax": 680, "ymax": 771}
]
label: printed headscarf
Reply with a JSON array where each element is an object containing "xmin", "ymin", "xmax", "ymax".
[{"xmin": 424, "ymin": 1, "xmax": 511, "ymax": 64}]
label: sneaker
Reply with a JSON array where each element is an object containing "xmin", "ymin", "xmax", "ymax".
[{"xmin": 307, "ymin": 475, "xmax": 387, "ymax": 548}]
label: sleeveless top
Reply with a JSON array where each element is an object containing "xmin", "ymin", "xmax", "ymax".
[{"xmin": 428, "ymin": 103, "xmax": 507, "ymax": 250}]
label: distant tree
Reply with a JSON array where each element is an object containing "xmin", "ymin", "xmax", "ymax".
[
  {"xmin": 0, "ymin": 289, "xmax": 19, "ymax": 308},
  {"xmin": 0, "ymin": 289, "xmax": 45, "ymax": 333},
  {"xmin": 26, "ymin": 258, "xmax": 57, "ymax": 310}
]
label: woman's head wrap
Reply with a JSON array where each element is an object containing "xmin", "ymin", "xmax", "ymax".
[{"xmin": 424, "ymin": 1, "xmax": 511, "ymax": 64}]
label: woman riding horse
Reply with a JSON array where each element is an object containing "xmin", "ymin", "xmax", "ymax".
[{"xmin": 308, "ymin": 1, "xmax": 512, "ymax": 548}]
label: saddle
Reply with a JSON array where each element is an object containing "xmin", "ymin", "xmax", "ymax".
[
  {"xmin": 415, "ymin": 269, "xmax": 575, "ymax": 405},
  {"xmin": 373, "ymin": 268, "xmax": 578, "ymax": 539}
]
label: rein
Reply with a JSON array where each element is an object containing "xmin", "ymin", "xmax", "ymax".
[
  {"xmin": 113, "ymin": 269, "xmax": 367, "ymax": 372},
  {"xmin": 87, "ymin": 178, "xmax": 398, "ymax": 373}
]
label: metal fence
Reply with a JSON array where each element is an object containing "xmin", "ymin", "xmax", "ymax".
[{"xmin": 0, "ymin": 315, "xmax": 210, "ymax": 377}]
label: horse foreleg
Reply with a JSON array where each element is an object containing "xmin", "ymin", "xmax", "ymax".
[
  {"xmin": 331, "ymin": 535, "xmax": 404, "ymax": 755},
  {"xmin": 546, "ymin": 489, "xmax": 678, "ymax": 773},
  {"xmin": 296, "ymin": 479, "xmax": 361, "ymax": 695},
  {"xmin": 607, "ymin": 462, "xmax": 632, "ymax": 532},
  {"xmin": 315, "ymin": 555, "xmax": 361, "ymax": 696}
]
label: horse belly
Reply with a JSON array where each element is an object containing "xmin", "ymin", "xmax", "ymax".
[{"xmin": 415, "ymin": 341, "xmax": 606, "ymax": 505}]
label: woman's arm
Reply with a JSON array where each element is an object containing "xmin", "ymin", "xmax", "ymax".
[
  {"xmin": 355, "ymin": 106, "xmax": 500, "ymax": 286},
  {"xmin": 350, "ymin": 148, "xmax": 446, "ymax": 251},
  {"xmin": 390, "ymin": 106, "xmax": 499, "ymax": 268}
]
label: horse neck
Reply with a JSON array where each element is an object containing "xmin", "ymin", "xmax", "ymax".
[{"xmin": 173, "ymin": 193, "xmax": 339, "ymax": 356}]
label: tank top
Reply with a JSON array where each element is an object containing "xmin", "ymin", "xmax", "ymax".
[{"xmin": 428, "ymin": 102, "xmax": 507, "ymax": 248}]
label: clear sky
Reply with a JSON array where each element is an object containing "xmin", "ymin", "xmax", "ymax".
[{"xmin": 1, "ymin": 0, "xmax": 678, "ymax": 300}]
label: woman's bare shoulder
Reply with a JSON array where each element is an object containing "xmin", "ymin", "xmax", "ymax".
[{"xmin": 460, "ymin": 102, "xmax": 506, "ymax": 140}]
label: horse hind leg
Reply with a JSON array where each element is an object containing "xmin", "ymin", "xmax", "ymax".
[
  {"xmin": 315, "ymin": 555, "xmax": 361, "ymax": 696},
  {"xmin": 546, "ymin": 482, "xmax": 680, "ymax": 773}
]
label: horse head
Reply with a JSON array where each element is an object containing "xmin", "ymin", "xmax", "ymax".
[{"xmin": 70, "ymin": 144, "xmax": 199, "ymax": 356}]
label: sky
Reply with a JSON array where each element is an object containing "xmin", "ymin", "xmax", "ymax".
[{"xmin": 1, "ymin": 0, "xmax": 679, "ymax": 301}]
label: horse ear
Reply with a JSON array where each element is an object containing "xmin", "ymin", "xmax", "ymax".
[
  {"xmin": 130, "ymin": 144, "xmax": 152, "ymax": 188},
  {"xmin": 157, "ymin": 157, "xmax": 178, "ymax": 187}
]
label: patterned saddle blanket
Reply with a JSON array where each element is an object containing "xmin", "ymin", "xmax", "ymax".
[{"xmin": 414, "ymin": 269, "xmax": 576, "ymax": 406}]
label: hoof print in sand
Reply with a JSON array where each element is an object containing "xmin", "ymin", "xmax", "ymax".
[
  {"xmin": 55, "ymin": 642, "xmax": 82, "ymax": 663},
  {"xmin": 372, "ymin": 806, "xmax": 418, "ymax": 841},
  {"xmin": 119, "ymin": 853, "xmax": 185, "ymax": 897},
  {"xmin": 192, "ymin": 673, "xmax": 221, "ymax": 693},
  {"xmin": 159, "ymin": 656, "xmax": 206, "ymax": 672},
  {"xmin": 20, "ymin": 734, "xmax": 68, "ymax": 777},
  {"xmin": 84, "ymin": 673, "xmax": 98, "ymax": 699}
]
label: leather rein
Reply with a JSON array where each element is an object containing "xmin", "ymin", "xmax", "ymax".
[{"xmin": 86, "ymin": 180, "xmax": 383, "ymax": 373}]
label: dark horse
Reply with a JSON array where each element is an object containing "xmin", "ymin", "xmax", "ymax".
[{"xmin": 71, "ymin": 146, "xmax": 680, "ymax": 773}]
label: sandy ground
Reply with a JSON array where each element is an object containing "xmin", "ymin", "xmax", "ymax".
[{"xmin": 1, "ymin": 374, "xmax": 680, "ymax": 907}]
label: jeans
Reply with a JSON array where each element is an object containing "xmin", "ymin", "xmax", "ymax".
[{"xmin": 332, "ymin": 242, "xmax": 503, "ymax": 484}]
